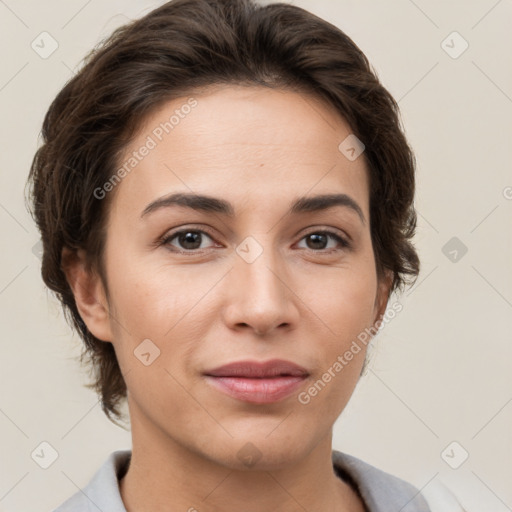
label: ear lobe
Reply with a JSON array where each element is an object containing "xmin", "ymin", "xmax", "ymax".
[
  {"xmin": 373, "ymin": 270, "xmax": 393, "ymax": 327},
  {"xmin": 61, "ymin": 247, "xmax": 113, "ymax": 342}
]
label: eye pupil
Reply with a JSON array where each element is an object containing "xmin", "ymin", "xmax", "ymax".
[
  {"xmin": 307, "ymin": 233, "xmax": 327, "ymax": 250},
  {"xmin": 179, "ymin": 231, "xmax": 202, "ymax": 249}
]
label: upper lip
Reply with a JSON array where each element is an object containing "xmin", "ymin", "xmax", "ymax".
[{"xmin": 204, "ymin": 359, "xmax": 309, "ymax": 378}]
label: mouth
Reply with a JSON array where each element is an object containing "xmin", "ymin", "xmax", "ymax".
[{"xmin": 203, "ymin": 359, "xmax": 310, "ymax": 404}]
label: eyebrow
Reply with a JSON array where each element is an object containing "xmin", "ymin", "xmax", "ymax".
[{"xmin": 141, "ymin": 192, "xmax": 365, "ymax": 224}]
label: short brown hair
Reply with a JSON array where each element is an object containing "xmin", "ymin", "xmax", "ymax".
[{"xmin": 25, "ymin": 0, "xmax": 420, "ymax": 424}]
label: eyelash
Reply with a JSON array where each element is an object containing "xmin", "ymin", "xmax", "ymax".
[{"xmin": 158, "ymin": 227, "xmax": 351, "ymax": 254}]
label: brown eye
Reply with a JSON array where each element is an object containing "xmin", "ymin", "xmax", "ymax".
[
  {"xmin": 297, "ymin": 231, "xmax": 349, "ymax": 251},
  {"xmin": 163, "ymin": 230, "xmax": 216, "ymax": 251}
]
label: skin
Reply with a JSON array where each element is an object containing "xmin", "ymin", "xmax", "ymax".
[{"xmin": 63, "ymin": 85, "xmax": 392, "ymax": 512}]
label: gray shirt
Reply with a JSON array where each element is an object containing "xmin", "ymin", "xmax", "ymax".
[{"xmin": 53, "ymin": 449, "xmax": 432, "ymax": 511}]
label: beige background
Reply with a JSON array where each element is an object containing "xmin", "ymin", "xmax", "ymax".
[{"xmin": 1, "ymin": 0, "xmax": 511, "ymax": 510}]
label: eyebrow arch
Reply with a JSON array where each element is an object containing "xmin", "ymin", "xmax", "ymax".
[{"xmin": 141, "ymin": 192, "xmax": 365, "ymax": 224}]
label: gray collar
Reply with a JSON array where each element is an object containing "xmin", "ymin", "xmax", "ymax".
[{"xmin": 332, "ymin": 449, "xmax": 431, "ymax": 511}]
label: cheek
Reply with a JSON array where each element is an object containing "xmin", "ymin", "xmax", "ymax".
[
  {"xmin": 299, "ymin": 259, "xmax": 377, "ymax": 339},
  {"xmin": 296, "ymin": 272, "xmax": 376, "ymax": 418},
  {"xmin": 297, "ymin": 257, "xmax": 377, "ymax": 391},
  {"xmin": 105, "ymin": 254, "xmax": 224, "ymax": 359}
]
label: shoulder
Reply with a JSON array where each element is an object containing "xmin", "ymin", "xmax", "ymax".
[
  {"xmin": 52, "ymin": 450, "xmax": 131, "ymax": 512},
  {"xmin": 332, "ymin": 450, "xmax": 432, "ymax": 512}
]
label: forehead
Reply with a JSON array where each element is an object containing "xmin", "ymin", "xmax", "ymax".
[{"xmin": 110, "ymin": 85, "xmax": 370, "ymax": 220}]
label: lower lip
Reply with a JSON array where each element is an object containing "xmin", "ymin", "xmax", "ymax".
[{"xmin": 204, "ymin": 376, "xmax": 307, "ymax": 403}]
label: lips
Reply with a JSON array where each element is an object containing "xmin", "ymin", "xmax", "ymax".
[
  {"xmin": 204, "ymin": 359, "xmax": 309, "ymax": 378},
  {"xmin": 203, "ymin": 359, "xmax": 309, "ymax": 404}
]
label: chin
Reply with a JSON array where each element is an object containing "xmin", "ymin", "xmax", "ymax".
[{"xmin": 198, "ymin": 430, "xmax": 315, "ymax": 472}]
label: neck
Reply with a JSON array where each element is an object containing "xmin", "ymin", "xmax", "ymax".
[{"xmin": 119, "ymin": 410, "xmax": 365, "ymax": 512}]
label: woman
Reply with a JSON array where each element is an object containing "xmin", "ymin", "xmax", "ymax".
[{"xmin": 26, "ymin": 0, "xmax": 443, "ymax": 510}]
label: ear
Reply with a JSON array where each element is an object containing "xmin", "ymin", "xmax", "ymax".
[
  {"xmin": 61, "ymin": 247, "xmax": 113, "ymax": 342},
  {"xmin": 372, "ymin": 269, "xmax": 393, "ymax": 328}
]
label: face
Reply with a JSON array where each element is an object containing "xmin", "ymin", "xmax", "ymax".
[{"xmin": 74, "ymin": 85, "xmax": 390, "ymax": 469}]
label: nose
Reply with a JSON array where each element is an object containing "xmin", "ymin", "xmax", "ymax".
[{"xmin": 221, "ymin": 243, "xmax": 300, "ymax": 337}]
